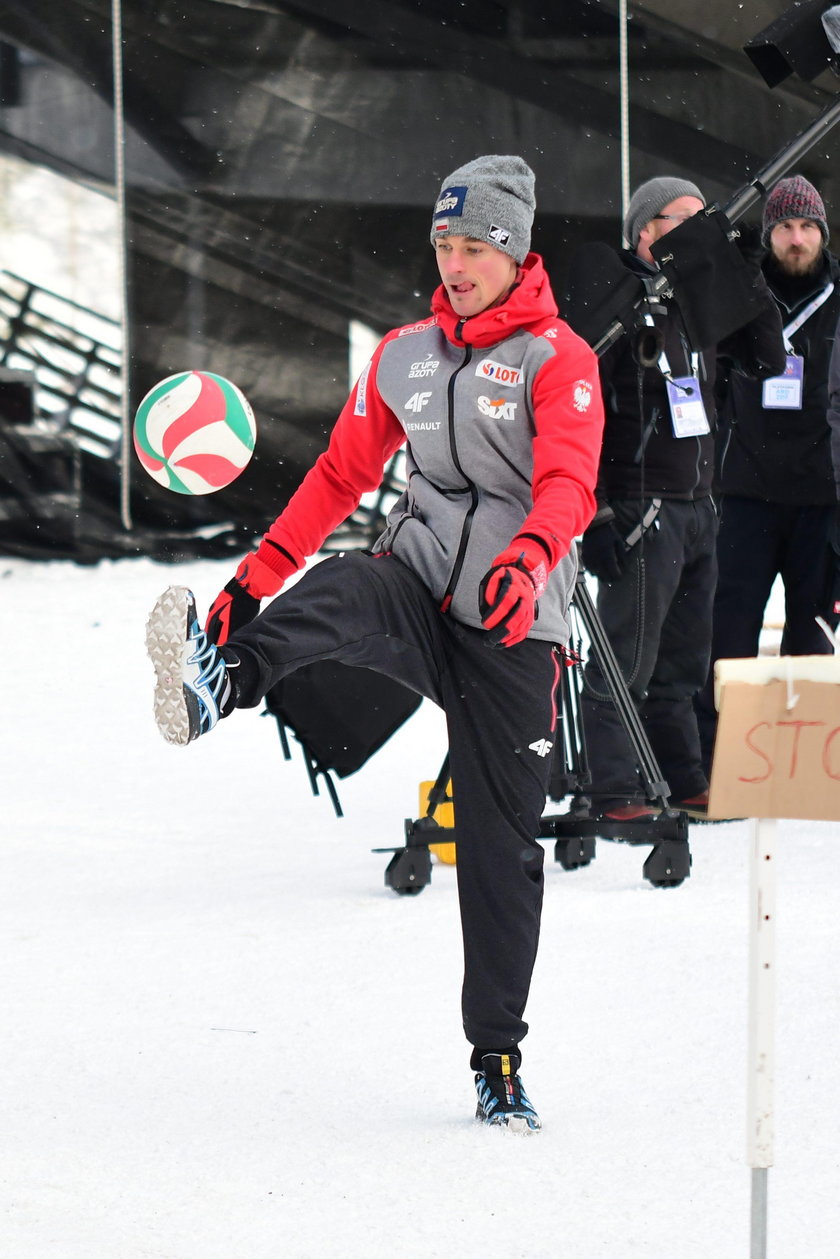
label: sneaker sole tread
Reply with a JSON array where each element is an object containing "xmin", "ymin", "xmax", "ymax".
[{"xmin": 145, "ymin": 585, "xmax": 193, "ymax": 746}]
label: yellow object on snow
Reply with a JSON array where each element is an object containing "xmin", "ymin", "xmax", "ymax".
[{"xmin": 419, "ymin": 779, "xmax": 456, "ymax": 864}]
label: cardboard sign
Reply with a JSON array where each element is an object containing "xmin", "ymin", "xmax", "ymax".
[{"xmin": 707, "ymin": 657, "xmax": 840, "ymax": 821}]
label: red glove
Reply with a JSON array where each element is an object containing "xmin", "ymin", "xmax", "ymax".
[
  {"xmin": 205, "ymin": 578, "xmax": 260, "ymax": 645},
  {"xmin": 478, "ymin": 538, "xmax": 549, "ymax": 648},
  {"xmin": 205, "ymin": 547, "xmax": 294, "ymax": 645}
]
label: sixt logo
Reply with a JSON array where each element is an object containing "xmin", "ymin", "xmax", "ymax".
[
  {"xmin": 409, "ymin": 356, "xmax": 440, "ymax": 379},
  {"xmin": 476, "ymin": 359, "xmax": 521, "ymax": 387},
  {"xmin": 477, "ymin": 395, "xmax": 517, "ymax": 421}
]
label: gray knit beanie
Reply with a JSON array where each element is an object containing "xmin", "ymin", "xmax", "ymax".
[
  {"xmin": 430, "ymin": 155, "xmax": 536, "ymax": 264},
  {"xmin": 623, "ymin": 176, "xmax": 706, "ymax": 249},
  {"xmin": 761, "ymin": 174, "xmax": 829, "ymax": 246}
]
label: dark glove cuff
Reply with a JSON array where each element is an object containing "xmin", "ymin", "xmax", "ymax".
[{"xmin": 589, "ymin": 504, "xmax": 616, "ymax": 529}]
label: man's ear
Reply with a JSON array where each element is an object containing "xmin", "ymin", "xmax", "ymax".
[{"xmin": 636, "ymin": 220, "xmax": 655, "ymax": 255}]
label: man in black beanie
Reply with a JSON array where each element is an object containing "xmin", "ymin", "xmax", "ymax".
[
  {"xmin": 695, "ymin": 174, "xmax": 840, "ymax": 777},
  {"xmin": 563, "ymin": 175, "xmax": 784, "ymax": 823},
  {"xmin": 145, "ymin": 154, "xmax": 605, "ymax": 1132}
]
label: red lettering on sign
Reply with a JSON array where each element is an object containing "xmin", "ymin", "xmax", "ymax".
[
  {"xmin": 776, "ymin": 720, "xmax": 824, "ymax": 778},
  {"xmin": 822, "ymin": 726, "xmax": 840, "ymax": 780},
  {"xmin": 738, "ymin": 722, "xmax": 773, "ymax": 783},
  {"xmin": 737, "ymin": 719, "xmax": 840, "ymax": 784}
]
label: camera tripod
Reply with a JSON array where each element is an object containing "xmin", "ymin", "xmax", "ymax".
[{"xmin": 377, "ymin": 565, "xmax": 691, "ymax": 895}]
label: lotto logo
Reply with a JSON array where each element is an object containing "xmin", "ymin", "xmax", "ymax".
[
  {"xmin": 398, "ymin": 319, "xmax": 434, "ymax": 337},
  {"xmin": 476, "ymin": 358, "xmax": 521, "ymax": 387},
  {"xmin": 353, "ymin": 362, "xmax": 370, "ymax": 417},
  {"xmin": 405, "ymin": 391, "xmax": 432, "ymax": 413}
]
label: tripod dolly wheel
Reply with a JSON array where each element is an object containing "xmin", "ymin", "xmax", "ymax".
[
  {"xmin": 642, "ymin": 838, "xmax": 692, "ymax": 889},
  {"xmin": 554, "ymin": 836, "xmax": 597, "ymax": 870},
  {"xmin": 384, "ymin": 847, "xmax": 432, "ymax": 895}
]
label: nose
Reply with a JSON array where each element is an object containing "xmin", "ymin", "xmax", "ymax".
[{"xmin": 441, "ymin": 249, "xmax": 464, "ymax": 277}]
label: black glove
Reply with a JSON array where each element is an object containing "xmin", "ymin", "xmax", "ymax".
[
  {"xmin": 205, "ymin": 577, "xmax": 261, "ymax": 645},
  {"xmin": 581, "ymin": 510, "xmax": 627, "ymax": 582},
  {"xmin": 829, "ymin": 503, "xmax": 840, "ymax": 557},
  {"xmin": 732, "ymin": 221, "xmax": 765, "ymax": 274}
]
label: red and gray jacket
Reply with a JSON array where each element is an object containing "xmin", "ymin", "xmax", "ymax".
[{"xmin": 254, "ymin": 253, "xmax": 604, "ymax": 644}]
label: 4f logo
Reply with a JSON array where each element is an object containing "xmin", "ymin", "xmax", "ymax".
[
  {"xmin": 529, "ymin": 739, "xmax": 553, "ymax": 758},
  {"xmin": 405, "ymin": 391, "xmax": 432, "ymax": 413}
]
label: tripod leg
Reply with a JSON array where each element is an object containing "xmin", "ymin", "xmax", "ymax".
[
  {"xmin": 572, "ymin": 577, "xmax": 670, "ymax": 804},
  {"xmin": 548, "ymin": 644, "xmax": 590, "ymax": 801},
  {"xmin": 424, "ymin": 753, "xmax": 452, "ymax": 819}
]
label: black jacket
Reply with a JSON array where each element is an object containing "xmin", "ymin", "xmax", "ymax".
[
  {"xmin": 716, "ymin": 249, "xmax": 840, "ymax": 506},
  {"xmin": 564, "ymin": 247, "xmax": 785, "ymax": 502}
]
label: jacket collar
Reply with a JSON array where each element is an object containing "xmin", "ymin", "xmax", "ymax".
[{"xmin": 430, "ymin": 253, "xmax": 558, "ymax": 348}]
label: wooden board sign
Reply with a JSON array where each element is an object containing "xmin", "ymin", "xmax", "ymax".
[{"xmin": 707, "ymin": 657, "xmax": 840, "ymax": 821}]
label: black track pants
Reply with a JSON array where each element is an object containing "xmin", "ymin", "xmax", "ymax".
[
  {"xmin": 226, "ymin": 551, "xmax": 561, "ymax": 1051},
  {"xmin": 695, "ymin": 495, "xmax": 837, "ymax": 774}
]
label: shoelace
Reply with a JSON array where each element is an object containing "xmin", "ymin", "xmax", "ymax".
[
  {"xmin": 476, "ymin": 1072, "xmax": 537, "ymax": 1120},
  {"xmin": 186, "ymin": 621, "xmax": 229, "ymax": 724}
]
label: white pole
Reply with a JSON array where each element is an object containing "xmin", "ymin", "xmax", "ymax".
[
  {"xmin": 618, "ymin": 0, "xmax": 631, "ymax": 229},
  {"xmin": 112, "ymin": 0, "xmax": 132, "ymax": 531},
  {"xmin": 747, "ymin": 816, "xmax": 776, "ymax": 1258}
]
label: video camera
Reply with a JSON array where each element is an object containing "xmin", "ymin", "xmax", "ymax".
[
  {"xmin": 569, "ymin": 1, "xmax": 840, "ymax": 362},
  {"xmin": 564, "ymin": 208, "xmax": 766, "ymax": 364}
]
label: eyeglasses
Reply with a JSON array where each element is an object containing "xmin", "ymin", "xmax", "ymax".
[{"xmin": 652, "ymin": 213, "xmax": 695, "ymax": 222}]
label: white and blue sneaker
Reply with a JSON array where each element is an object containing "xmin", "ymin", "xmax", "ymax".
[
  {"xmin": 145, "ymin": 585, "xmax": 234, "ymax": 745},
  {"xmin": 474, "ymin": 1052, "xmax": 542, "ymax": 1133}
]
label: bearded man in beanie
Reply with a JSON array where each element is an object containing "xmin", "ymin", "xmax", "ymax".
[
  {"xmin": 564, "ymin": 175, "xmax": 784, "ymax": 823},
  {"xmin": 695, "ymin": 174, "xmax": 840, "ymax": 778},
  {"xmin": 144, "ymin": 155, "xmax": 604, "ymax": 1131}
]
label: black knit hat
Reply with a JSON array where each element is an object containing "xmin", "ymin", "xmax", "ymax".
[{"xmin": 761, "ymin": 175, "xmax": 829, "ymax": 246}]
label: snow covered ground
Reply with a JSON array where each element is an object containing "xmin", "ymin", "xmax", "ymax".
[{"xmin": 2, "ymin": 553, "xmax": 839, "ymax": 1259}]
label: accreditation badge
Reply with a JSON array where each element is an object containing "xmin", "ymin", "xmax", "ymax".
[
  {"xmin": 666, "ymin": 375, "xmax": 710, "ymax": 437},
  {"xmin": 762, "ymin": 355, "xmax": 804, "ymax": 410}
]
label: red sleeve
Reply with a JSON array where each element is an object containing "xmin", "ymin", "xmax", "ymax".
[
  {"xmin": 515, "ymin": 329, "xmax": 604, "ymax": 567},
  {"xmin": 255, "ymin": 337, "xmax": 406, "ymax": 581}
]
